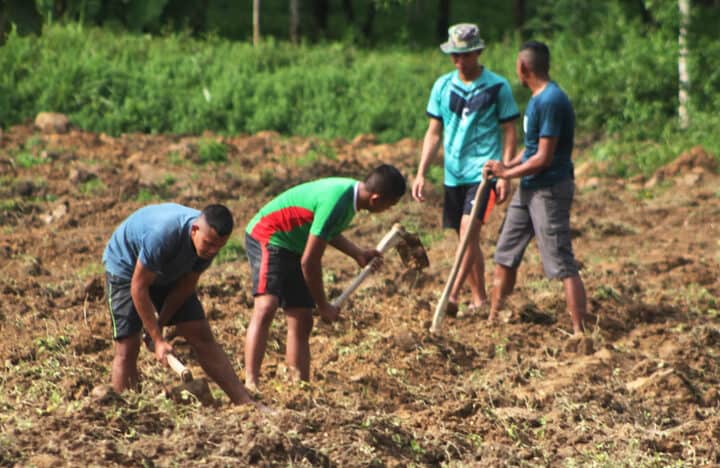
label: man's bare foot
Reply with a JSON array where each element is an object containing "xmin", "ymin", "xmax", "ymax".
[
  {"xmin": 245, "ymin": 380, "xmax": 260, "ymax": 395},
  {"xmin": 458, "ymin": 301, "xmax": 488, "ymax": 318}
]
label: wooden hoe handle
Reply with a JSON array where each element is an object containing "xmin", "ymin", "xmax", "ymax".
[
  {"xmin": 167, "ymin": 353, "xmax": 194, "ymax": 383},
  {"xmin": 332, "ymin": 223, "xmax": 405, "ymax": 309},
  {"xmin": 430, "ymin": 178, "xmax": 491, "ymax": 333}
]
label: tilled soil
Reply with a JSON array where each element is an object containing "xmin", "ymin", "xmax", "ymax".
[{"xmin": 1, "ymin": 124, "xmax": 719, "ymax": 466}]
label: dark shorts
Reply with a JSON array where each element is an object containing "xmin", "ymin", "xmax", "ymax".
[
  {"xmin": 494, "ymin": 178, "xmax": 579, "ymax": 279},
  {"xmin": 245, "ymin": 233, "xmax": 315, "ymax": 309},
  {"xmin": 443, "ymin": 180, "xmax": 497, "ymax": 231},
  {"xmin": 105, "ymin": 272, "xmax": 205, "ymax": 340}
]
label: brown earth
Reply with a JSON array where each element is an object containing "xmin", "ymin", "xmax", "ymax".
[{"xmin": 1, "ymin": 123, "xmax": 719, "ymax": 466}]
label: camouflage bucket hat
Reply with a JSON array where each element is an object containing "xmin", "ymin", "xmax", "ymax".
[{"xmin": 440, "ymin": 23, "xmax": 485, "ymax": 54}]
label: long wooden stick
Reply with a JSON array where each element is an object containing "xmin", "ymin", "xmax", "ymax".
[
  {"xmin": 332, "ymin": 223, "xmax": 405, "ymax": 308},
  {"xmin": 167, "ymin": 353, "xmax": 194, "ymax": 383},
  {"xmin": 430, "ymin": 178, "xmax": 491, "ymax": 333},
  {"xmin": 143, "ymin": 332, "xmax": 194, "ymax": 383}
]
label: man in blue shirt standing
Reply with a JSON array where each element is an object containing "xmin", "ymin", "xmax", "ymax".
[
  {"xmin": 412, "ymin": 23, "xmax": 519, "ymax": 318},
  {"xmin": 484, "ymin": 41, "xmax": 587, "ymax": 335},
  {"xmin": 103, "ymin": 203, "xmax": 255, "ymax": 404}
]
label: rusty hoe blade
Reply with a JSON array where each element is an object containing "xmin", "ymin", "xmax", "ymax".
[{"xmin": 396, "ymin": 231, "xmax": 430, "ymax": 270}]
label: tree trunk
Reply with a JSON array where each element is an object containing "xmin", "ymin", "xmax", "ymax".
[
  {"xmin": 313, "ymin": 0, "xmax": 328, "ymax": 34},
  {"xmin": 342, "ymin": 0, "xmax": 354, "ymax": 23},
  {"xmin": 513, "ymin": 0, "xmax": 525, "ymax": 31},
  {"xmin": 678, "ymin": 0, "xmax": 689, "ymax": 129},
  {"xmin": 289, "ymin": 0, "xmax": 299, "ymax": 44},
  {"xmin": 362, "ymin": 1, "xmax": 376, "ymax": 41},
  {"xmin": 436, "ymin": 0, "xmax": 450, "ymax": 43},
  {"xmin": 0, "ymin": 0, "xmax": 6, "ymax": 46},
  {"xmin": 253, "ymin": 0, "xmax": 260, "ymax": 46}
]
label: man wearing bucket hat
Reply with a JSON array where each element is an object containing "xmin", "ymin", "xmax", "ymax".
[{"xmin": 412, "ymin": 23, "xmax": 519, "ymax": 318}]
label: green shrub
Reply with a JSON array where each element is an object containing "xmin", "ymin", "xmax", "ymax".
[
  {"xmin": 215, "ymin": 236, "xmax": 245, "ymax": 264},
  {"xmin": 197, "ymin": 139, "xmax": 228, "ymax": 164}
]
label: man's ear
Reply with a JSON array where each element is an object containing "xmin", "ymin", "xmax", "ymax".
[{"xmin": 368, "ymin": 193, "xmax": 382, "ymax": 207}]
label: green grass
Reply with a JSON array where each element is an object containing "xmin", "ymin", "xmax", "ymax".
[
  {"xmin": 197, "ymin": 139, "xmax": 228, "ymax": 164},
  {"xmin": 13, "ymin": 152, "xmax": 45, "ymax": 168},
  {"xmin": 0, "ymin": 23, "xmax": 718, "ymax": 175},
  {"xmin": 215, "ymin": 236, "xmax": 245, "ymax": 264},
  {"xmin": 79, "ymin": 178, "xmax": 106, "ymax": 195}
]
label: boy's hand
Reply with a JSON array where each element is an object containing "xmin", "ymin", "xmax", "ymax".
[
  {"xmin": 496, "ymin": 178, "xmax": 511, "ymax": 203},
  {"xmin": 154, "ymin": 339, "xmax": 174, "ymax": 364},
  {"xmin": 318, "ymin": 303, "xmax": 340, "ymax": 323},
  {"xmin": 356, "ymin": 249, "xmax": 382, "ymax": 270}
]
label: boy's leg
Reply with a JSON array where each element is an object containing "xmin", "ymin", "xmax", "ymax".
[
  {"xmin": 450, "ymin": 214, "xmax": 486, "ymax": 307},
  {"xmin": 284, "ymin": 307, "xmax": 314, "ymax": 381},
  {"xmin": 111, "ymin": 333, "xmax": 141, "ymax": 393},
  {"xmin": 489, "ymin": 264, "xmax": 517, "ymax": 322},
  {"xmin": 528, "ymin": 179, "xmax": 584, "ymax": 334},
  {"xmin": 176, "ymin": 319, "xmax": 254, "ymax": 404},
  {"xmin": 244, "ymin": 294, "xmax": 279, "ymax": 389},
  {"xmin": 563, "ymin": 275, "xmax": 587, "ymax": 335},
  {"xmin": 106, "ymin": 272, "xmax": 143, "ymax": 393}
]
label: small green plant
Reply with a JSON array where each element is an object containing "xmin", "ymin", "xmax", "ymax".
[
  {"xmin": 79, "ymin": 178, "xmax": 106, "ymax": 195},
  {"xmin": 215, "ymin": 236, "xmax": 245, "ymax": 264},
  {"xmin": 197, "ymin": 139, "xmax": 227, "ymax": 164},
  {"xmin": 426, "ymin": 165, "xmax": 444, "ymax": 185},
  {"xmin": 161, "ymin": 174, "xmax": 176, "ymax": 187},
  {"xmin": 167, "ymin": 151, "xmax": 183, "ymax": 165},
  {"xmin": 14, "ymin": 152, "xmax": 45, "ymax": 168},
  {"xmin": 78, "ymin": 262, "xmax": 104, "ymax": 279},
  {"xmin": 135, "ymin": 188, "xmax": 159, "ymax": 202},
  {"xmin": 34, "ymin": 335, "xmax": 70, "ymax": 353}
]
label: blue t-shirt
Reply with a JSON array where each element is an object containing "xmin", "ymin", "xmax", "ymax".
[
  {"xmin": 521, "ymin": 81, "xmax": 575, "ymax": 189},
  {"xmin": 427, "ymin": 68, "xmax": 519, "ymax": 186},
  {"xmin": 103, "ymin": 203, "xmax": 212, "ymax": 285}
]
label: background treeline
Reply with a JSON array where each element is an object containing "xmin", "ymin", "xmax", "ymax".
[{"xmin": 1, "ymin": 0, "xmax": 719, "ymax": 174}]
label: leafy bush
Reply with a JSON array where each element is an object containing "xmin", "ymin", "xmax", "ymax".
[
  {"xmin": 197, "ymin": 139, "xmax": 228, "ymax": 164},
  {"xmin": 0, "ymin": 20, "xmax": 718, "ymax": 175}
]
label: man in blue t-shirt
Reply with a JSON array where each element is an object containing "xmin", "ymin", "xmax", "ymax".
[
  {"xmin": 102, "ymin": 203, "xmax": 255, "ymax": 405},
  {"xmin": 484, "ymin": 41, "xmax": 587, "ymax": 335},
  {"xmin": 412, "ymin": 23, "xmax": 519, "ymax": 317}
]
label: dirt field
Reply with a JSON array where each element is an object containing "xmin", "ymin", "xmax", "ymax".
[{"xmin": 1, "ymin": 123, "xmax": 718, "ymax": 466}]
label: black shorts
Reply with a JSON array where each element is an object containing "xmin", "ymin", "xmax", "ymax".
[
  {"xmin": 105, "ymin": 272, "xmax": 205, "ymax": 340},
  {"xmin": 245, "ymin": 233, "xmax": 315, "ymax": 309},
  {"xmin": 443, "ymin": 180, "xmax": 497, "ymax": 231}
]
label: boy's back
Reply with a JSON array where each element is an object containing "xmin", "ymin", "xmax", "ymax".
[{"xmin": 246, "ymin": 177, "xmax": 358, "ymax": 253}]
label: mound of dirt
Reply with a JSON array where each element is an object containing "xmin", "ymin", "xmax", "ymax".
[{"xmin": 645, "ymin": 145, "xmax": 718, "ymax": 188}]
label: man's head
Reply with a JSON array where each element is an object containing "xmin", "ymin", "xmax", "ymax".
[
  {"xmin": 517, "ymin": 40, "xmax": 551, "ymax": 87},
  {"xmin": 363, "ymin": 164, "xmax": 406, "ymax": 213},
  {"xmin": 441, "ymin": 23, "xmax": 484, "ymax": 76},
  {"xmin": 191, "ymin": 204, "xmax": 234, "ymax": 259}
]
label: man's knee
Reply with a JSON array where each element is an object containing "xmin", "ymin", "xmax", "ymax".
[
  {"xmin": 177, "ymin": 320, "xmax": 215, "ymax": 348},
  {"xmin": 113, "ymin": 335, "xmax": 141, "ymax": 362},
  {"xmin": 286, "ymin": 310, "xmax": 314, "ymax": 336}
]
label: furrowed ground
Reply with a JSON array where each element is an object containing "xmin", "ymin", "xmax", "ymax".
[{"xmin": 1, "ymin": 123, "xmax": 718, "ymax": 466}]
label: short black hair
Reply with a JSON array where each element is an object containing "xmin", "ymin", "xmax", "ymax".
[
  {"xmin": 364, "ymin": 164, "xmax": 406, "ymax": 201},
  {"xmin": 201, "ymin": 204, "xmax": 234, "ymax": 236},
  {"xmin": 519, "ymin": 40, "xmax": 550, "ymax": 75}
]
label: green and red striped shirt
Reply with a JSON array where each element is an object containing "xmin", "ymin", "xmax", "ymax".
[{"xmin": 246, "ymin": 178, "xmax": 358, "ymax": 254}]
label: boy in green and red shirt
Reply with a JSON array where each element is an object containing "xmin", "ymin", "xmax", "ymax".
[{"xmin": 244, "ymin": 164, "xmax": 406, "ymax": 390}]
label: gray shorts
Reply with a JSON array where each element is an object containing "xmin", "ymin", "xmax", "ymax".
[
  {"xmin": 105, "ymin": 273, "xmax": 205, "ymax": 340},
  {"xmin": 494, "ymin": 178, "xmax": 579, "ymax": 279}
]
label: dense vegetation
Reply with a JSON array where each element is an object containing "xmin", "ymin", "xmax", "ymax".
[{"xmin": 1, "ymin": 0, "xmax": 719, "ymax": 174}]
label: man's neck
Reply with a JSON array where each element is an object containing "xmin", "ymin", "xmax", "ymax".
[
  {"xmin": 528, "ymin": 76, "xmax": 551, "ymax": 96},
  {"xmin": 458, "ymin": 65, "xmax": 482, "ymax": 84}
]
